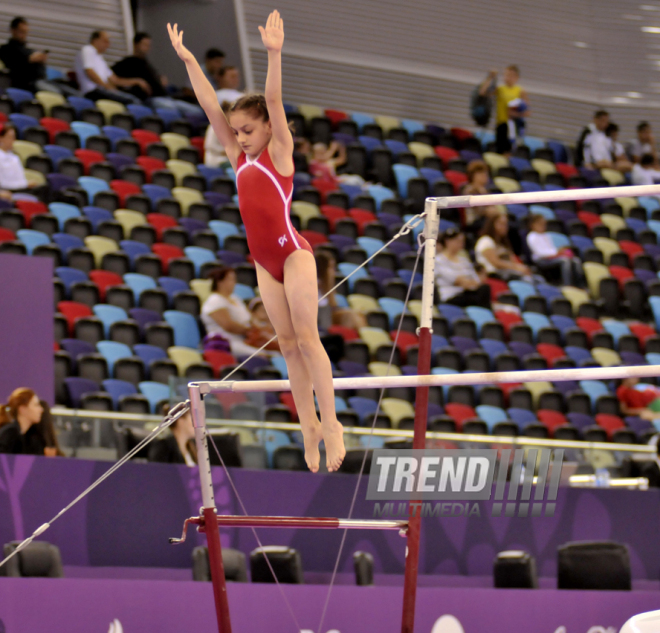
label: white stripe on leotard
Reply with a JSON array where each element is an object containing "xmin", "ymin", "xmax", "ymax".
[{"xmin": 236, "ymin": 154, "xmax": 300, "ymax": 249}]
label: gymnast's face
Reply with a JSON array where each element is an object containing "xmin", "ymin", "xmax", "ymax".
[{"xmin": 229, "ymin": 111, "xmax": 272, "ymax": 158}]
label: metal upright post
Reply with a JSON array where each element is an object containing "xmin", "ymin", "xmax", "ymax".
[
  {"xmin": 401, "ymin": 198, "xmax": 438, "ymax": 633},
  {"xmin": 189, "ymin": 384, "xmax": 232, "ymax": 633}
]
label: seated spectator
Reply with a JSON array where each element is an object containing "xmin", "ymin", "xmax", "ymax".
[
  {"xmin": 0, "ymin": 124, "xmax": 48, "ymax": 201},
  {"xmin": 148, "ymin": 404, "xmax": 197, "ymax": 465},
  {"xmin": 200, "ymin": 267, "xmax": 265, "ymax": 357},
  {"xmin": 245, "ymin": 297, "xmax": 280, "ymax": 352},
  {"xmin": 0, "ymin": 388, "xmax": 46, "ymax": 455},
  {"xmin": 183, "ymin": 48, "xmax": 225, "ymax": 98},
  {"xmin": 475, "ymin": 213, "xmax": 532, "ymax": 281},
  {"xmin": 316, "ymin": 251, "xmax": 367, "ymax": 330},
  {"xmin": 526, "ymin": 214, "xmax": 582, "ymax": 286},
  {"xmin": 463, "ymin": 159, "xmax": 499, "ymax": 231},
  {"xmin": 617, "ymin": 377, "xmax": 660, "ymax": 421},
  {"xmin": 309, "ymin": 141, "xmax": 347, "ymax": 181},
  {"xmin": 0, "ymin": 17, "xmax": 78, "ymax": 96},
  {"xmin": 204, "ymin": 101, "xmax": 231, "ymax": 167},
  {"xmin": 435, "ymin": 227, "xmax": 491, "ymax": 308},
  {"xmin": 75, "ymin": 30, "xmax": 145, "ymax": 105},
  {"xmin": 628, "ymin": 121, "xmax": 657, "ymax": 164},
  {"xmin": 631, "ymin": 153, "xmax": 660, "ymax": 186},
  {"xmin": 578, "ymin": 110, "xmax": 610, "ymax": 168},
  {"xmin": 38, "ymin": 400, "xmax": 63, "ymax": 457},
  {"xmin": 215, "ymin": 66, "xmax": 244, "ymax": 104},
  {"xmin": 605, "ymin": 123, "xmax": 632, "ymax": 173}
]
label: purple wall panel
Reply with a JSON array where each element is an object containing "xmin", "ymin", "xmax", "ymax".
[{"xmin": 0, "ymin": 254, "xmax": 53, "ymax": 404}]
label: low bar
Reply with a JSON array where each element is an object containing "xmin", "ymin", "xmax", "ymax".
[
  {"xmin": 182, "ymin": 515, "xmax": 407, "ymax": 531},
  {"xmin": 434, "ymin": 184, "xmax": 660, "ymax": 209},
  {"xmin": 197, "ymin": 364, "xmax": 660, "ymax": 395}
]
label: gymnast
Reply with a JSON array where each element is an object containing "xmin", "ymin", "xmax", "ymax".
[{"xmin": 168, "ymin": 11, "xmax": 345, "ymax": 472}]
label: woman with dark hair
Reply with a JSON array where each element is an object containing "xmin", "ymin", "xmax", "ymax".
[
  {"xmin": 38, "ymin": 400, "xmax": 64, "ymax": 457},
  {"xmin": 463, "ymin": 159, "xmax": 499, "ymax": 229},
  {"xmin": 475, "ymin": 213, "xmax": 532, "ymax": 281},
  {"xmin": 0, "ymin": 388, "xmax": 46, "ymax": 455},
  {"xmin": 148, "ymin": 404, "xmax": 197, "ymax": 465},
  {"xmin": 435, "ymin": 228, "xmax": 491, "ymax": 309},
  {"xmin": 200, "ymin": 267, "xmax": 260, "ymax": 357}
]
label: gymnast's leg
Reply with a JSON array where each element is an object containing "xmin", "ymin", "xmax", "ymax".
[
  {"xmin": 283, "ymin": 250, "xmax": 345, "ymax": 471},
  {"xmin": 255, "ymin": 261, "xmax": 324, "ymax": 472}
]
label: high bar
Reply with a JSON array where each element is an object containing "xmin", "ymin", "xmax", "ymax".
[
  {"xmin": 432, "ymin": 184, "xmax": 660, "ymax": 209},
  {"xmin": 173, "ymin": 515, "xmax": 407, "ymax": 532},
  {"xmin": 196, "ymin": 364, "xmax": 660, "ymax": 394}
]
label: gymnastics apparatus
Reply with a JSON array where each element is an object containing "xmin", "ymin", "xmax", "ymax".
[{"xmin": 2, "ymin": 184, "xmax": 660, "ymax": 633}]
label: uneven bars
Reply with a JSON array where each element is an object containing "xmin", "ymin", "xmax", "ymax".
[
  {"xmin": 194, "ymin": 515, "xmax": 407, "ymax": 530},
  {"xmin": 434, "ymin": 184, "xmax": 660, "ymax": 209},
  {"xmin": 197, "ymin": 364, "xmax": 660, "ymax": 394}
]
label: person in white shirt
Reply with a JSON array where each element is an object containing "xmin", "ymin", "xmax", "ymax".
[
  {"xmin": 578, "ymin": 110, "xmax": 609, "ymax": 168},
  {"xmin": 200, "ymin": 267, "xmax": 263, "ymax": 357},
  {"xmin": 215, "ymin": 66, "xmax": 244, "ymax": 104},
  {"xmin": 526, "ymin": 214, "xmax": 582, "ymax": 286},
  {"xmin": 628, "ymin": 121, "xmax": 657, "ymax": 164},
  {"xmin": 0, "ymin": 125, "xmax": 28, "ymax": 191},
  {"xmin": 631, "ymin": 154, "xmax": 660, "ymax": 186},
  {"xmin": 74, "ymin": 30, "xmax": 145, "ymax": 105},
  {"xmin": 605, "ymin": 123, "xmax": 631, "ymax": 173}
]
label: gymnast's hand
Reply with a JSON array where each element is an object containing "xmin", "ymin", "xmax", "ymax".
[
  {"xmin": 258, "ymin": 10, "xmax": 284, "ymax": 53},
  {"xmin": 167, "ymin": 23, "xmax": 194, "ymax": 63}
]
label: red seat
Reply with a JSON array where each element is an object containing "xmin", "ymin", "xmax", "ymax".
[
  {"xmin": 310, "ymin": 178, "xmax": 337, "ymax": 203},
  {"xmin": 203, "ymin": 350, "xmax": 237, "ymax": 377},
  {"xmin": 74, "ymin": 149, "xmax": 105, "ymax": 175},
  {"xmin": 595, "ymin": 413, "xmax": 625, "ymax": 439},
  {"xmin": 190, "ymin": 136, "xmax": 205, "ymax": 156},
  {"xmin": 324, "ymin": 109, "xmax": 348, "ymax": 127},
  {"xmin": 630, "ymin": 323, "xmax": 656, "ymax": 348},
  {"xmin": 0, "ymin": 227, "xmax": 15, "ymax": 242},
  {"xmin": 450, "ymin": 127, "xmax": 473, "ymax": 142},
  {"xmin": 434, "ymin": 146, "xmax": 459, "ymax": 167},
  {"xmin": 485, "ymin": 277, "xmax": 509, "ymax": 301},
  {"xmin": 576, "ymin": 317, "xmax": 603, "ymax": 343},
  {"xmin": 348, "ymin": 208, "xmax": 377, "ymax": 235},
  {"xmin": 300, "ymin": 230, "xmax": 328, "ymax": 248},
  {"xmin": 131, "ymin": 129, "xmax": 161, "ymax": 154},
  {"xmin": 15, "ymin": 200, "xmax": 48, "ymax": 226},
  {"xmin": 537, "ymin": 409, "xmax": 567, "ymax": 433},
  {"xmin": 391, "ymin": 331, "xmax": 418, "ymax": 362},
  {"xmin": 110, "ymin": 180, "xmax": 141, "ymax": 206},
  {"xmin": 609, "ymin": 265, "xmax": 634, "ymax": 291},
  {"xmin": 618, "ymin": 240, "xmax": 644, "ymax": 266},
  {"xmin": 555, "ymin": 163, "xmax": 578, "ymax": 181},
  {"xmin": 494, "ymin": 310, "xmax": 522, "ymax": 336},
  {"xmin": 57, "ymin": 301, "xmax": 93, "ymax": 335},
  {"xmin": 577, "ymin": 211, "xmax": 602, "ymax": 233},
  {"xmin": 279, "ymin": 392, "xmax": 298, "ymax": 421},
  {"xmin": 136, "ymin": 156, "xmax": 166, "ymax": 183},
  {"xmin": 146, "ymin": 213, "xmax": 178, "ymax": 240},
  {"xmin": 328, "ymin": 325, "xmax": 360, "ymax": 341},
  {"xmin": 89, "ymin": 270, "xmax": 123, "ymax": 301},
  {"xmin": 320, "ymin": 205, "xmax": 347, "ymax": 230},
  {"xmin": 152, "ymin": 243, "xmax": 184, "ymax": 272},
  {"xmin": 0, "ymin": 112, "xmax": 7, "ymax": 124},
  {"xmin": 443, "ymin": 170, "xmax": 468, "ymax": 193},
  {"xmin": 444, "ymin": 403, "xmax": 476, "ymax": 431},
  {"xmin": 40, "ymin": 117, "xmax": 70, "ymax": 144},
  {"xmin": 536, "ymin": 343, "xmax": 566, "ymax": 365}
]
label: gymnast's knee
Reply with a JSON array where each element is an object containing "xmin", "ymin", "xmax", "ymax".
[
  {"xmin": 295, "ymin": 330, "xmax": 321, "ymax": 357},
  {"xmin": 279, "ymin": 336, "xmax": 299, "ymax": 358}
]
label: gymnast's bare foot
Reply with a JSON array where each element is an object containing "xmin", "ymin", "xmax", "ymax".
[
  {"xmin": 300, "ymin": 419, "xmax": 323, "ymax": 473},
  {"xmin": 322, "ymin": 419, "xmax": 346, "ymax": 472}
]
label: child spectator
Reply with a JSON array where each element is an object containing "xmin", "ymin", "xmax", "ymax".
[
  {"xmin": 605, "ymin": 123, "xmax": 632, "ymax": 173},
  {"xmin": 475, "ymin": 213, "xmax": 532, "ymax": 281},
  {"xmin": 493, "ymin": 65, "xmax": 529, "ymax": 154},
  {"xmin": 617, "ymin": 377, "xmax": 660, "ymax": 421},
  {"xmin": 245, "ymin": 297, "xmax": 280, "ymax": 352},
  {"xmin": 316, "ymin": 251, "xmax": 366, "ymax": 330},
  {"xmin": 463, "ymin": 159, "xmax": 500, "ymax": 230},
  {"xmin": 631, "ymin": 154, "xmax": 660, "ymax": 186},
  {"xmin": 628, "ymin": 121, "xmax": 657, "ymax": 164}
]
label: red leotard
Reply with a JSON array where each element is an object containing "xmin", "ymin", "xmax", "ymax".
[{"xmin": 236, "ymin": 148, "xmax": 312, "ymax": 283}]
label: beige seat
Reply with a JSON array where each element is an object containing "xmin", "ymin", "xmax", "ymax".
[
  {"xmin": 358, "ymin": 327, "xmax": 392, "ymax": 354},
  {"xmin": 35, "ymin": 90, "xmax": 66, "ymax": 116},
  {"xmin": 161, "ymin": 132, "xmax": 191, "ymax": 159},
  {"xmin": 615, "ymin": 197, "xmax": 639, "ymax": 217},
  {"xmin": 523, "ymin": 381, "xmax": 555, "ymax": 409},
  {"xmin": 24, "ymin": 169, "xmax": 46, "ymax": 186},
  {"xmin": 530, "ymin": 158, "xmax": 557, "ymax": 181},
  {"xmin": 84, "ymin": 236, "xmax": 118, "ymax": 267},
  {"xmin": 561, "ymin": 287, "xmax": 591, "ymax": 315},
  {"xmin": 171, "ymin": 187, "xmax": 203, "ymax": 215},
  {"xmin": 114, "ymin": 209, "xmax": 146, "ymax": 238},
  {"xmin": 166, "ymin": 159, "xmax": 197, "ymax": 186},
  {"xmin": 599, "ymin": 214, "xmax": 626, "ymax": 236},
  {"xmin": 12, "ymin": 140, "xmax": 42, "ymax": 165},
  {"xmin": 190, "ymin": 279, "xmax": 213, "ymax": 304},
  {"xmin": 381, "ymin": 398, "xmax": 416, "ymax": 427},
  {"xmin": 368, "ymin": 362, "xmax": 402, "ymax": 377},
  {"xmin": 374, "ymin": 115, "xmax": 400, "ymax": 134},
  {"xmin": 591, "ymin": 347, "xmax": 621, "ymax": 367},
  {"xmin": 583, "ymin": 262, "xmax": 611, "ymax": 299},
  {"xmin": 600, "ymin": 168, "xmax": 625, "ymax": 186},
  {"xmin": 348, "ymin": 294, "xmax": 379, "ymax": 312},
  {"xmin": 593, "ymin": 237, "xmax": 621, "ymax": 265},
  {"xmin": 408, "ymin": 142, "xmax": 435, "ymax": 166},
  {"xmin": 493, "ymin": 177, "xmax": 521, "ymax": 193},
  {"xmin": 291, "ymin": 201, "xmax": 320, "ymax": 228},
  {"xmin": 298, "ymin": 104, "xmax": 324, "ymax": 121},
  {"xmin": 483, "ymin": 152, "xmax": 509, "ymax": 174},
  {"xmin": 168, "ymin": 346, "xmax": 204, "ymax": 375},
  {"xmin": 95, "ymin": 99, "xmax": 127, "ymax": 124}
]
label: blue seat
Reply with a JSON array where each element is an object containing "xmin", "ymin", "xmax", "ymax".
[
  {"xmin": 401, "ymin": 119, "xmax": 425, "ymax": 136},
  {"xmin": 138, "ymin": 381, "xmax": 171, "ymax": 413},
  {"xmin": 638, "ymin": 197, "xmax": 660, "ymax": 217},
  {"xmin": 466, "ymin": 307, "xmax": 496, "ymax": 335},
  {"xmin": 129, "ymin": 308, "xmax": 162, "ymax": 333},
  {"xmin": 366, "ymin": 185, "xmax": 396, "ymax": 211},
  {"xmin": 48, "ymin": 202, "xmax": 81, "ymax": 230},
  {"xmin": 602, "ymin": 320, "xmax": 631, "ymax": 345},
  {"xmin": 44, "ymin": 144, "xmax": 73, "ymax": 165},
  {"xmin": 508, "ymin": 280, "xmax": 536, "ymax": 305},
  {"xmin": 61, "ymin": 338, "xmax": 95, "ymax": 361},
  {"xmin": 507, "ymin": 408, "xmax": 538, "ymax": 427},
  {"xmin": 437, "ymin": 304, "xmax": 465, "ymax": 323},
  {"xmin": 119, "ymin": 240, "xmax": 151, "ymax": 265},
  {"xmin": 506, "ymin": 204, "xmax": 529, "ymax": 221},
  {"xmin": 378, "ymin": 297, "xmax": 407, "ymax": 326},
  {"xmin": 97, "ymin": 341, "xmax": 132, "ymax": 373},
  {"xmin": 431, "ymin": 367, "xmax": 458, "ymax": 399},
  {"xmin": 8, "ymin": 113, "xmax": 39, "ymax": 136},
  {"xmin": 529, "ymin": 204, "xmax": 555, "ymax": 219},
  {"xmin": 351, "ymin": 112, "xmax": 375, "ymax": 130},
  {"xmin": 649, "ymin": 221, "xmax": 660, "ymax": 240},
  {"xmin": 67, "ymin": 96, "xmax": 96, "ymax": 114},
  {"xmin": 522, "ymin": 312, "xmax": 551, "ymax": 340},
  {"xmin": 71, "ymin": 121, "xmax": 101, "ymax": 147},
  {"xmin": 64, "ymin": 377, "xmax": 100, "ymax": 408},
  {"xmin": 126, "ymin": 104, "xmax": 154, "ymax": 122},
  {"xmin": 82, "ymin": 206, "xmax": 113, "ymax": 231},
  {"xmin": 337, "ymin": 262, "xmax": 368, "ymax": 291},
  {"xmin": 142, "ymin": 184, "xmax": 172, "ymax": 206},
  {"xmin": 197, "ymin": 165, "xmax": 225, "ymax": 185},
  {"xmin": 208, "ymin": 220, "xmax": 239, "ymax": 248},
  {"xmin": 579, "ymin": 380, "xmax": 610, "ymax": 410},
  {"xmin": 523, "ymin": 137, "xmax": 545, "ymax": 153},
  {"xmin": 626, "ymin": 218, "xmax": 648, "ymax": 234},
  {"xmin": 102, "ymin": 379, "xmax": 137, "ymax": 408},
  {"xmin": 479, "ymin": 338, "xmax": 507, "ymax": 361},
  {"xmin": 163, "ymin": 310, "xmax": 200, "ymax": 348},
  {"xmin": 102, "ymin": 125, "xmax": 130, "ymax": 149},
  {"xmin": 6, "ymin": 87, "xmax": 34, "ymax": 105},
  {"xmin": 475, "ymin": 405, "xmax": 508, "ymax": 431},
  {"xmin": 392, "ymin": 164, "xmax": 420, "ymax": 198},
  {"xmin": 548, "ymin": 231, "xmax": 570, "ymax": 250},
  {"xmin": 509, "ymin": 157, "xmax": 532, "ymax": 173},
  {"xmin": 52, "ymin": 233, "xmax": 84, "ymax": 258},
  {"xmin": 16, "ymin": 229, "xmax": 50, "ymax": 254},
  {"xmin": 184, "ymin": 246, "xmax": 216, "ymax": 276},
  {"xmin": 357, "ymin": 135, "xmax": 383, "ymax": 153},
  {"xmin": 255, "ymin": 429, "xmax": 291, "ymax": 467},
  {"xmin": 397, "ymin": 269, "xmax": 423, "ymax": 287},
  {"xmin": 357, "ymin": 236, "xmax": 384, "ymax": 258},
  {"xmin": 520, "ymin": 181, "xmax": 543, "ymax": 193},
  {"xmin": 133, "ymin": 344, "xmax": 167, "ymax": 371},
  {"xmin": 474, "ymin": 129, "xmax": 495, "ymax": 148},
  {"xmin": 78, "ymin": 176, "xmax": 109, "ymax": 201},
  {"xmin": 155, "ymin": 108, "xmax": 180, "ymax": 126},
  {"xmin": 419, "ymin": 167, "xmax": 446, "ymax": 185},
  {"xmin": 645, "ymin": 352, "xmax": 660, "ymax": 366},
  {"xmin": 546, "ymin": 140, "xmax": 568, "ymax": 163},
  {"xmin": 650, "ymin": 297, "xmax": 660, "ymax": 332},
  {"xmin": 347, "ymin": 397, "xmax": 379, "ymax": 421},
  {"xmin": 384, "ymin": 139, "xmax": 409, "ymax": 157},
  {"xmin": 93, "ymin": 304, "xmax": 128, "ymax": 337},
  {"xmin": 124, "ymin": 273, "xmax": 157, "ymax": 300},
  {"xmin": 55, "ymin": 266, "xmax": 88, "ymax": 293},
  {"xmin": 430, "ymin": 335, "xmax": 449, "ymax": 354},
  {"xmin": 270, "ymin": 355, "xmax": 288, "ymax": 379},
  {"xmin": 233, "ymin": 283, "xmax": 255, "ymax": 300},
  {"xmin": 158, "ymin": 276, "xmax": 189, "ymax": 302}
]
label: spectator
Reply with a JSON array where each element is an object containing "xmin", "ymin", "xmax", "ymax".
[
  {"xmin": 435, "ymin": 228, "xmax": 491, "ymax": 308},
  {"xmin": 462, "ymin": 159, "xmax": 499, "ymax": 230},
  {"xmin": 148, "ymin": 404, "xmax": 197, "ymax": 465},
  {"xmin": 0, "ymin": 388, "xmax": 46, "ymax": 455},
  {"xmin": 490, "ymin": 65, "xmax": 529, "ymax": 154},
  {"xmin": 204, "ymin": 48, "xmax": 225, "ymax": 86},
  {"xmin": 605, "ymin": 123, "xmax": 632, "ymax": 173},
  {"xmin": 526, "ymin": 214, "xmax": 582, "ymax": 286},
  {"xmin": 0, "ymin": 17, "xmax": 78, "ymax": 96},
  {"xmin": 0, "ymin": 124, "xmax": 48, "ymax": 200},
  {"xmin": 631, "ymin": 153, "xmax": 660, "ymax": 186},
  {"xmin": 204, "ymin": 101, "xmax": 232, "ymax": 167},
  {"xmin": 309, "ymin": 141, "xmax": 348, "ymax": 182},
  {"xmin": 472, "ymin": 70, "xmax": 496, "ymax": 128},
  {"xmin": 74, "ymin": 30, "xmax": 145, "ymax": 105},
  {"xmin": 200, "ymin": 267, "xmax": 264, "ymax": 357},
  {"xmin": 38, "ymin": 400, "xmax": 63, "ymax": 457},
  {"xmin": 617, "ymin": 377, "xmax": 660, "ymax": 421},
  {"xmin": 112, "ymin": 32, "xmax": 167, "ymax": 100},
  {"xmin": 244, "ymin": 297, "xmax": 280, "ymax": 351},
  {"xmin": 215, "ymin": 66, "xmax": 244, "ymax": 104},
  {"xmin": 475, "ymin": 213, "xmax": 532, "ymax": 281},
  {"xmin": 577, "ymin": 110, "xmax": 609, "ymax": 168},
  {"xmin": 316, "ymin": 251, "xmax": 367, "ymax": 330},
  {"xmin": 628, "ymin": 121, "xmax": 657, "ymax": 164}
]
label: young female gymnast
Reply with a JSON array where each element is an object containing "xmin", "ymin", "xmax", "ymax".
[{"xmin": 168, "ymin": 11, "xmax": 345, "ymax": 472}]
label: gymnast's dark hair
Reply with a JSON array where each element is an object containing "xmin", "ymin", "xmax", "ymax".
[{"xmin": 228, "ymin": 94, "xmax": 270, "ymax": 123}]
